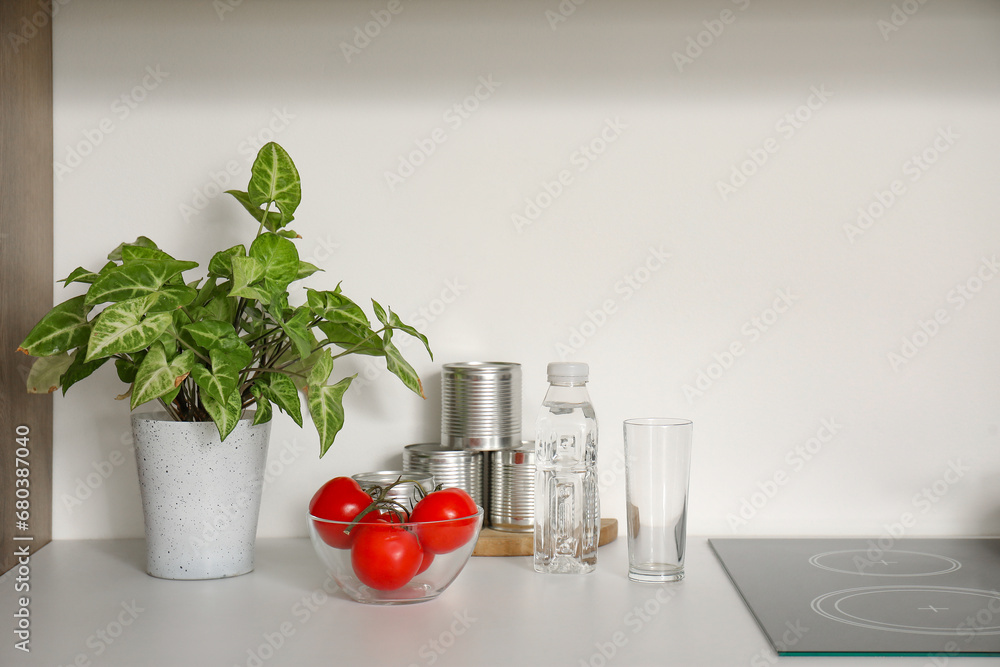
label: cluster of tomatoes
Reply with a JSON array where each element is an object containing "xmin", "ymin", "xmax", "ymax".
[{"xmin": 309, "ymin": 477, "xmax": 479, "ymax": 591}]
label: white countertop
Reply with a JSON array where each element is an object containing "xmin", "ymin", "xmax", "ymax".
[{"xmin": 1, "ymin": 537, "xmax": 941, "ymax": 667}]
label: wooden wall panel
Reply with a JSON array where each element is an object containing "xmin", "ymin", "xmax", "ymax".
[{"xmin": 1, "ymin": 0, "xmax": 54, "ymax": 574}]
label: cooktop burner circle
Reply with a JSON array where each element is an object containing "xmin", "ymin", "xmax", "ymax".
[
  {"xmin": 808, "ymin": 550, "xmax": 962, "ymax": 577},
  {"xmin": 811, "ymin": 586, "xmax": 1000, "ymax": 636}
]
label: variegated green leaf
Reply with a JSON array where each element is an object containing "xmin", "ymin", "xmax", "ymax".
[
  {"xmin": 26, "ymin": 352, "xmax": 75, "ymax": 394},
  {"xmin": 146, "ymin": 285, "xmax": 198, "ymax": 312},
  {"xmin": 17, "ymin": 295, "xmax": 91, "ymax": 357},
  {"xmin": 183, "ymin": 320, "xmax": 239, "ymax": 350},
  {"xmin": 307, "ymin": 288, "xmax": 369, "ymax": 327},
  {"xmin": 203, "ymin": 290, "xmax": 238, "ymax": 323},
  {"xmin": 202, "ymin": 388, "xmax": 243, "ymax": 441},
  {"xmin": 189, "ymin": 348, "xmax": 245, "ymax": 406},
  {"xmin": 86, "ymin": 296, "xmax": 172, "ymax": 362},
  {"xmin": 278, "ymin": 348, "xmax": 325, "ymax": 390},
  {"xmin": 121, "ymin": 245, "xmax": 175, "ymax": 262},
  {"xmin": 207, "ymin": 245, "xmax": 246, "ymax": 279},
  {"xmin": 250, "ymin": 232, "xmax": 299, "ymax": 297},
  {"xmin": 107, "ymin": 236, "xmax": 159, "ymax": 261},
  {"xmin": 246, "ymin": 142, "xmax": 301, "ymax": 227},
  {"xmin": 309, "ymin": 374, "xmax": 355, "ymax": 458},
  {"xmin": 257, "ymin": 373, "xmax": 302, "ymax": 427},
  {"xmin": 307, "ymin": 349, "xmax": 334, "ymax": 386},
  {"xmin": 59, "ymin": 265, "xmax": 103, "ymax": 285},
  {"xmin": 386, "ymin": 308, "xmax": 433, "ymax": 360},
  {"xmin": 85, "ymin": 259, "xmax": 199, "ymax": 305},
  {"xmin": 383, "ymin": 332, "xmax": 424, "ymax": 398},
  {"xmin": 276, "ymin": 306, "xmax": 313, "ymax": 360},
  {"xmin": 225, "ymin": 189, "xmax": 288, "ymax": 232},
  {"xmin": 317, "ymin": 321, "xmax": 384, "ymax": 357},
  {"xmin": 371, "ymin": 299, "xmax": 389, "ymax": 327},
  {"xmin": 251, "ymin": 384, "xmax": 272, "ymax": 425},
  {"xmin": 229, "ymin": 256, "xmax": 267, "ymax": 301},
  {"xmin": 130, "ymin": 342, "xmax": 195, "ymax": 410},
  {"xmin": 297, "ymin": 261, "xmax": 320, "ymax": 280}
]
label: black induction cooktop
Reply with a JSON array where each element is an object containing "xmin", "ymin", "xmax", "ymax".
[{"xmin": 710, "ymin": 538, "xmax": 1000, "ymax": 656}]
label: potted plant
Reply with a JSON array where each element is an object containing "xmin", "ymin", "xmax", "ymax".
[{"xmin": 16, "ymin": 142, "xmax": 432, "ymax": 579}]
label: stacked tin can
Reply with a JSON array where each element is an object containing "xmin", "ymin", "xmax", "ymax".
[
  {"xmin": 441, "ymin": 362, "xmax": 521, "ymax": 451},
  {"xmin": 487, "ymin": 441, "xmax": 536, "ymax": 532},
  {"xmin": 403, "ymin": 444, "xmax": 486, "ymax": 510},
  {"xmin": 403, "ymin": 362, "xmax": 532, "ymax": 530}
]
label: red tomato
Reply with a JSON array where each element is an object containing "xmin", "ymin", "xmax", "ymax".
[
  {"xmin": 351, "ymin": 525, "xmax": 423, "ymax": 591},
  {"xmin": 410, "ymin": 488, "xmax": 479, "ymax": 554},
  {"xmin": 309, "ymin": 477, "xmax": 374, "ymax": 549},
  {"xmin": 416, "ymin": 550, "xmax": 435, "ymax": 575}
]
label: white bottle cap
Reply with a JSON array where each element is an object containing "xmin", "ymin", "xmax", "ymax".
[{"xmin": 547, "ymin": 362, "xmax": 589, "ymax": 383}]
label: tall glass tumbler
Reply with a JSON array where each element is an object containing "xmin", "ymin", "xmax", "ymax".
[{"xmin": 624, "ymin": 418, "xmax": 693, "ymax": 583}]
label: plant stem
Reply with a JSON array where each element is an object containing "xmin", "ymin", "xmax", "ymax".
[
  {"xmin": 157, "ymin": 397, "xmax": 182, "ymax": 421},
  {"xmin": 171, "ymin": 333, "xmax": 211, "ymax": 365}
]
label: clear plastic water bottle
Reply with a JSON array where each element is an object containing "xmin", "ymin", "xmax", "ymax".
[{"xmin": 533, "ymin": 362, "xmax": 599, "ymax": 574}]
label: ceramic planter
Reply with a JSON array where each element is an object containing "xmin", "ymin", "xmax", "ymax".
[{"xmin": 131, "ymin": 412, "xmax": 271, "ymax": 580}]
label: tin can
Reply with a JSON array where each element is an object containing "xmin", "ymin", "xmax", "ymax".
[
  {"xmin": 441, "ymin": 362, "xmax": 521, "ymax": 451},
  {"xmin": 403, "ymin": 443, "xmax": 486, "ymax": 512},
  {"xmin": 488, "ymin": 441, "xmax": 536, "ymax": 532},
  {"xmin": 351, "ymin": 470, "xmax": 435, "ymax": 513}
]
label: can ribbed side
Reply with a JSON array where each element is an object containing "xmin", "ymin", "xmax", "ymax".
[
  {"xmin": 441, "ymin": 362, "xmax": 522, "ymax": 451},
  {"xmin": 488, "ymin": 442, "xmax": 536, "ymax": 532},
  {"xmin": 403, "ymin": 443, "xmax": 486, "ymax": 512}
]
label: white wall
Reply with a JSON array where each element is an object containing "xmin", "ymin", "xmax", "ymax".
[{"xmin": 50, "ymin": 0, "xmax": 1000, "ymax": 540}]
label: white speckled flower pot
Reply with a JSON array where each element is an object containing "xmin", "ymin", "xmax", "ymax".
[{"xmin": 131, "ymin": 412, "xmax": 271, "ymax": 580}]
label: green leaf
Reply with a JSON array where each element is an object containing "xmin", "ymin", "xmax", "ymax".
[
  {"xmin": 17, "ymin": 295, "xmax": 91, "ymax": 357},
  {"xmin": 382, "ymin": 333, "xmax": 425, "ymax": 398},
  {"xmin": 386, "ymin": 309, "xmax": 433, "ymax": 360},
  {"xmin": 317, "ymin": 321, "xmax": 384, "ymax": 357},
  {"xmin": 278, "ymin": 348, "xmax": 325, "ymax": 390},
  {"xmin": 372, "ymin": 299, "xmax": 389, "ymax": 326},
  {"xmin": 246, "ymin": 142, "xmax": 301, "ymax": 227},
  {"xmin": 85, "ymin": 259, "xmax": 199, "ymax": 305},
  {"xmin": 276, "ymin": 306, "xmax": 313, "ymax": 360},
  {"xmin": 183, "ymin": 320, "xmax": 240, "ymax": 350},
  {"xmin": 189, "ymin": 347, "xmax": 246, "ymax": 405},
  {"xmin": 229, "ymin": 256, "xmax": 267, "ymax": 301},
  {"xmin": 277, "ymin": 229, "xmax": 301, "ymax": 240},
  {"xmin": 203, "ymin": 290, "xmax": 238, "ymax": 323},
  {"xmin": 309, "ymin": 375, "xmax": 355, "ymax": 458},
  {"xmin": 296, "ymin": 261, "xmax": 321, "ymax": 280},
  {"xmin": 202, "ymin": 389, "xmax": 243, "ymax": 441},
  {"xmin": 60, "ymin": 266, "xmax": 101, "ymax": 285},
  {"xmin": 207, "ymin": 245, "xmax": 246, "ymax": 279},
  {"xmin": 189, "ymin": 277, "xmax": 216, "ymax": 309},
  {"xmin": 307, "ymin": 349, "xmax": 334, "ymax": 386},
  {"xmin": 61, "ymin": 349, "xmax": 109, "ymax": 395},
  {"xmin": 250, "ymin": 232, "xmax": 299, "ymax": 298},
  {"xmin": 86, "ymin": 296, "xmax": 173, "ymax": 361},
  {"xmin": 107, "ymin": 236, "xmax": 159, "ymax": 261},
  {"xmin": 26, "ymin": 353, "xmax": 75, "ymax": 394},
  {"xmin": 130, "ymin": 342, "xmax": 195, "ymax": 410},
  {"xmin": 257, "ymin": 373, "xmax": 302, "ymax": 427},
  {"xmin": 121, "ymin": 245, "xmax": 175, "ymax": 262},
  {"xmin": 225, "ymin": 189, "xmax": 288, "ymax": 233},
  {"xmin": 307, "ymin": 288, "xmax": 369, "ymax": 327},
  {"xmin": 146, "ymin": 285, "xmax": 198, "ymax": 312},
  {"xmin": 115, "ymin": 355, "xmax": 143, "ymax": 383},
  {"xmin": 181, "ymin": 320, "xmax": 253, "ymax": 368},
  {"xmin": 251, "ymin": 386, "xmax": 272, "ymax": 425}
]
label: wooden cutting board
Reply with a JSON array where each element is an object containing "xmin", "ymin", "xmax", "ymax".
[{"xmin": 472, "ymin": 518, "xmax": 618, "ymax": 557}]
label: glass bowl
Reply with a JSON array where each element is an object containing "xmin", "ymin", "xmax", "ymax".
[{"xmin": 308, "ymin": 507, "xmax": 484, "ymax": 605}]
